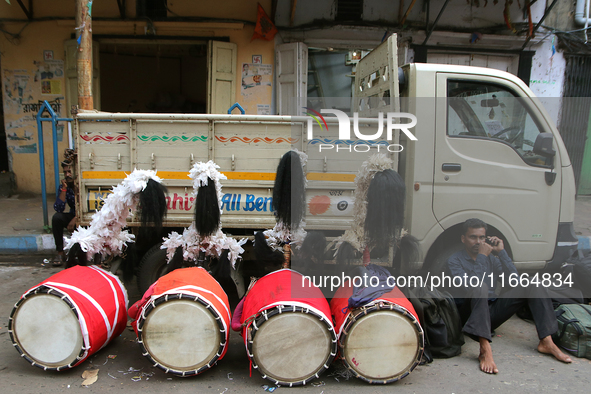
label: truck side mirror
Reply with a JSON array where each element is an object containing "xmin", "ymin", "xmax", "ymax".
[{"xmin": 533, "ymin": 133, "xmax": 556, "ymax": 158}]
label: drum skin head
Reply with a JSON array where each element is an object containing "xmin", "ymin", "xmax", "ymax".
[
  {"xmin": 12, "ymin": 294, "xmax": 83, "ymax": 368},
  {"xmin": 343, "ymin": 310, "xmax": 421, "ymax": 382},
  {"xmin": 252, "ymin": 312, "xmax": 332, "ymax": 384},
  {"xmin": 143, "ymin": 299, "xmax": 221, "ymax": 372}
]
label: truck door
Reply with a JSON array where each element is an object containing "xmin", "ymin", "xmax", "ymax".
[{"xmin": 432, "ymin": 73, "xmax": 561, "ymax": 262}]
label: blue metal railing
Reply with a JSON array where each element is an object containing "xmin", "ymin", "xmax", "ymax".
[{"xmin": 36, "ymin": 101, "xmax": 73, "ymax": 230}]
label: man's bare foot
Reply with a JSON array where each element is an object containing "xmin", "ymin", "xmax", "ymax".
[
  {"xmin": 538, "ymin": 336, "xmax": 572, "ymax": 363},
  {"xmin": 479, "ymin": 338, "xmax": 499, "ymax": 374}
]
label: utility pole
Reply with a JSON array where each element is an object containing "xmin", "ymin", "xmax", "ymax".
[{"xmin": 75, "ymin": 0, "xmax": 93, "ymax": 110}]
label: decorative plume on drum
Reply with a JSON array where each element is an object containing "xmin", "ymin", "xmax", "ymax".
[
  {"xmin": 263, "ymin": 150, "xmax": 308, "ymax": 246},
  {"xmin": 332, "ymin": 153, "xmax": 420, "ymax": 270},
  {"xmin": 161, "ymin": 161, "xmax": 247, "ymax": 275},
  {"xmin": 326, "ymin": 153, "xmax": 424, "ymax": 384},
  {"xmin": 65, "ymin": 169, "xmax": 168, "ymax": 266},
  {"xmin": 251, "ymin": 150, "xmax": 310, "ymax": 275}
]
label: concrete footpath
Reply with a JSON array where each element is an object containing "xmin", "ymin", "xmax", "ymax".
[{"xmin": 1, "ymin": 172, "xmax": 590, "ymax": 257}]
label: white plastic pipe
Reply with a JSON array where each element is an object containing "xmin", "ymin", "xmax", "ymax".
[
  {"xmin": 586, "ymin": 0, "xmax": 589, "ymax": 42},
  {"xmin": 575, "ymin": 0, "xmax": 591, "ymax": 25}
]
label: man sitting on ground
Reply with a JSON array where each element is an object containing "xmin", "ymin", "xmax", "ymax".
[
  {"xmin": 447, "ymin": 218, "xmax": 571, "ymax": 374},
  {"xmin": 51, "ymin": 161, "xmax": 76, "ymax": 267}
]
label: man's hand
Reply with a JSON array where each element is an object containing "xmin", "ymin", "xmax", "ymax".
[
  {"xmin": 478, "ymin": 241, "xmax": 493, "ymax": 256},
  {"xmin": 488, "ymin": 236, "xmax": 504, "ymax": 254},
  {"xmin": 67, "ymin": 217, "xmax": 77, "ymax": 232},
  {"xmin": 60, "ymin": 179, "xmax": 68, "ymax": 191}
]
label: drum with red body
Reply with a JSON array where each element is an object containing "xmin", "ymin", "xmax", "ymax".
[
  {"xmin": 241, "ymin": 269, "xmax": 337, "ymax": 387},
  {"xmin": 330, "ymin": 285, "xmax": 424, "ymax": 384},
  {"xmin": 9, "ymin": 265, "xmax": 128, "ymax": 371},
  {"xmin": 130, "ymin": 267, "xmax": 230, "ymax": 377}
]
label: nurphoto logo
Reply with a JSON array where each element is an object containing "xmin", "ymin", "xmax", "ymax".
[{"xmin": 304, "ymin": 108, "xmax": 418, "ymax": 153}]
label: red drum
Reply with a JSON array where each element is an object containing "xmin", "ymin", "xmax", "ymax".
[
  {"xmin": 241, "ymin": 269, "xmax": 337, "ymax": 387},
  {"xmin": 130, "ymin": 267, "xmax": 230, "ymax": 377},
  {"xmin": 330, "ymin": 285, "xmax": 424, "ymax": 384},
  {"xmin": 8, "ymin": 266, "xmax": 128, "ymax": 371}
]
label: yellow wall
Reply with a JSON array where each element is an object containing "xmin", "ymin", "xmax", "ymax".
[
  {"xmin": 1, "ymin": 21, "xmax": 72, "ymax": 194},
  {"xmin": 0, "ymin": 1, "xmax": 276, "ymax": 193}
]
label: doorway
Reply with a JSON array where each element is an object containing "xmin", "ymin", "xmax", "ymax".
[{"xmin": 99, "ymin": 40, "xmax": 208, "ymax": 113}]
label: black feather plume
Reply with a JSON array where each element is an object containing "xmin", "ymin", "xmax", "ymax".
[
  {"xmin": 253, "ymin": 231, "xmax": 284, "ymax": 276},
  {"xmin": 298, "ymin": 231, "xmax": 326, "ymax": 263},
  {"xmin": 272, "ymin": 151, "xmax": 306, "ymax": 229},
  {"xmin": 209, "ymin": 251, "xmax": 232, "ymax": 282},
  {"xmin": 121, "ymin": 244, "xmax": 139, "ymax": 282},
  {"xmin": 194, "ymin": 177, "xmax": 220, "ymax": 236},
  {"xmin": 292, "ymin": 231, "xmax": 326, "ymax": 275},
  {"xmin": 364, "ymin": 169, "xmax": 406, "ymax": 247},
  {"xmin": 392, "ymin": 233, "xmax": 421, "ymax": 277},
  {"xmin": 335, "ymin": 241, "xmax": 360, "ymax": 266},
  {"xmin": 139, "ymin": 179, "xmax": 168, "ymax": 230},
  {"xmin": 65, "ymin": 243, "xmax": 87, "ymax": 267}
]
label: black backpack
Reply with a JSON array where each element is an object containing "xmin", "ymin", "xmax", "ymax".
[
  {"xmin": 570, "ymin": 251, "xmax": 591, "ymax": 301},
  {"xmin": 405, "ymin": 286, "xmax": 465, "ymax": 359}
]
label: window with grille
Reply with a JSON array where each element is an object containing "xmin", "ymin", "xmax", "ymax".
[{"xmin": 336, "ymin": 0, "xmax": 363, "ymax": 22}]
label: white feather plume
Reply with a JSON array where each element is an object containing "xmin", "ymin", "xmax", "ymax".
[
  {"xmin": 65, "ymin": 169, "xmax": 164, "ymax": 258},
  {"xmin": 161, "ymin": 161, "xmax": 246, "ymax": 268}
]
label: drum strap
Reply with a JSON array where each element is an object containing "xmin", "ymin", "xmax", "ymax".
[{"xmin": 241, "ymin": 314, "xmax": 257, "ymax": 329}]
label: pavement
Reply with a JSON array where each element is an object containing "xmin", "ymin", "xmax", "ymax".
[
  {"xmin": 0, "ymin": 171, "xmax": 590, "ymax": 257},
  {"xmin": 0, "ymin": 265, "xmax": 588, "ymax": 393}
]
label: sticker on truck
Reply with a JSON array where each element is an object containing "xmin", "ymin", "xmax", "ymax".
[{"xmin": 86, "ymin": 188, "xmax": 353, "ymax": 217}]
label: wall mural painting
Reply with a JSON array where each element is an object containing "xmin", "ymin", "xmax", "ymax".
[{"xmin": 2, "ymin": 59, "xmax": 65, "ymax": 154}]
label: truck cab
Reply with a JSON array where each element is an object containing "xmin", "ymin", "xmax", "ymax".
[{"xmin": 398, "ymin": 63, "xmax": 578, "ymax": 272}]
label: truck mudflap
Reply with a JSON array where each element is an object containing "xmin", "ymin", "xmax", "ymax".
[{"xmin": 547, "ymin": 222, "xmax": 579, "ymax": 270}]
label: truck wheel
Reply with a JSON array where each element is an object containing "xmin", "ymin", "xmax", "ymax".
[
  {"xmin": 137, "ymin": 244, "xmax": 169, "ymax": 295},
  {"xmin": 427, "ymin": 243, "xmax": 464, "ymax": 278}
]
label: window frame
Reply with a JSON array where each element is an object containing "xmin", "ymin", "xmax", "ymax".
[{"xmin": 445, "ymin": 79, "xmax": 552, "ymax": 169}]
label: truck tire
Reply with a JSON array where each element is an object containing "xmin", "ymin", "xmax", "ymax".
[
  {"xmin": 137, "ymin": 244, "xmax": 169, "ymax": 295},
  {"xmin": 427, "ymin": 243, "xmax": 464, "ymax": 277}
]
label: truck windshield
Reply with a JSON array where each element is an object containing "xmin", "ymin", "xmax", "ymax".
[{"xmin": 446, "ymin": 80, "xmax": 551, "ymax": 167}]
